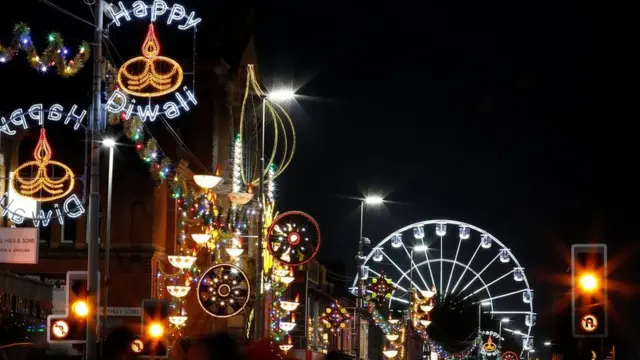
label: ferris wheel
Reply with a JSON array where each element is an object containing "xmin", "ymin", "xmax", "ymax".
[{"xmin": 352, "ymin": 219, "xmax": 535, "ymax": 355}]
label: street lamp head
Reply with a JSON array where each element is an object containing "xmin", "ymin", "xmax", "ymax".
[
  {"xmin": 543, "ymin": 341, "xmax": 551, "ymax": 346},
  {"xmin": 480, "ymin": 301, "xmax": 491, "ymax": 307},
  {"xmin": 501, "ymin": 318, "xmax": 510, "ymax": 323},
  {"xmin": 267, "ymin": 89, "xmax": 295, "ymax": 101},
  {"xmin": 103, "ymin": 138, "xmax": 116, "ymax": 148},
  {"xmin": 364, "ymin": 195, "xmax": 384, "ymax": 205},
  {"xmin": 360, "ymin": 237, "xmax": 371, "ymax": 247},
  {"xmin": 413, "ymin": 245, "xmax": 429, "ymax": 252}
]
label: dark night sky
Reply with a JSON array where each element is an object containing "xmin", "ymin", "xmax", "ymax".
[{"xmin": 2, "ymin": 0, "xmax": 639, "ymax": 352}]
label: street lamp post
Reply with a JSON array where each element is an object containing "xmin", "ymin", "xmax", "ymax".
[
  {"xmin": 101, "ymin": 138, "xmax": 115, "ymax": 347},
  {"xmin": 498, "ymin": 318, "xmax": 509, "ymax": 349},
  {"xmin": 255, "ymin": 90, "xmax": 295, "ymax": 340},
  {"xmin": 409, "ymin": 245, "xmax": 428, "ymax": 324},
  {"xmin": 355, "ymin": 195, "xmax": 383, "ymax": 360},
  {"xmin": 477, "ymin": 302, "xmax": 490, "ymax": 360}
]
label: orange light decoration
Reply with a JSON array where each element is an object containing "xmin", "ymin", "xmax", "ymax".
[
  {"xmin": 117, "ymin": 24, "xmax": 184, "ymax": 97},
  {"xmin": 12, "ymin": 128, "xmax": 75, "ymax": 202}
]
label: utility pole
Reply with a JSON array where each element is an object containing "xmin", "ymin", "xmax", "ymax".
[
  {"xmin": 254, "ymin": 96, "xmax": 266, "ymax": 340},
  {"xmin": 86, "ymin": 0, "xmax": 104, "ymax": 359}
]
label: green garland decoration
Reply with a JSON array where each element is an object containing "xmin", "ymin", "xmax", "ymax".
[{"xmin": 0, "ymin": 23, "xmax": 90, "ymax": 77}]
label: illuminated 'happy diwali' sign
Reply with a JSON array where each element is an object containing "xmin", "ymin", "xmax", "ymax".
[
  {"xmin": 0, "ymin": 105, "xmax": 86, "ymax": 227},
  {"xmin": 104, "ymin": 1, "xmax": 200, "ymax": 122}
]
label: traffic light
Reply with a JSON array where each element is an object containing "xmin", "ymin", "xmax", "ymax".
[
  {"xmin": 136, "ymin": 299, "xmax": 170, "ymax": 358},
  {"xmin": 572, "ymin": 244, "xmax": 607, "ymax": 338},
  {"xmin": 47, "ymin": 271, "xmax": 100, "ymax": 344}
]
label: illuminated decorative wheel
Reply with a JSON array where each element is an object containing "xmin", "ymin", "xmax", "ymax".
[
  {"xmin": 197, "ymin": 264, "xmax": 250, "ymax": 318},
  {"xmin": 267, "ymin": 211, "xmax": 321, "ymax": 266},
  {"xmin": 352, "ymin": 219, "xmax": 535, "ymax": 357},
  {"xmin": 501, "ymin": 351, "xmax": 519, "ymax": 360}
]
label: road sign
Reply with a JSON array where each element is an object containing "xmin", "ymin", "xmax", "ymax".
[
  {"xmin": 131, "ymin": 339, "xmax": 144, "ymax": 353},
  {"xmin": 581, "ymin": 314, "xmax": 598, "ymax": 332}
]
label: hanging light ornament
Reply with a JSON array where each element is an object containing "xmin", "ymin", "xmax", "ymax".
[
  {"xmin": 225, "ymin": 236, "xmax": 244, "ymax": 258},
  {"xmin": 366, "ymin": 273, "xmax": 396, "ymax": 306},
  {"xmin": 280, "ymin": 294, "xmax": 300, "ymax": 312},
  {"xmin": 279, "ymin": 335, "xmax": 294, "ymax": 353},
  {"xmin": 383, "ymin": 348, "xmax": 399, "ymax": 358},
  {"xmin": 266, "ymin": 211, "xmax": 321, "ymax": 266},
  {"xmin": 420, "ymin": 304, "xmax": 433, "ymax": 313},
  {"xmin": 166, "ymin": 285, "xmax": 190, "ymax": 298},
  {"xmin": 169, "ymin": 316, "xmax": 188, "ymax": 327},
  {"xmin": 193, "ymin": 165, "xmax": 223, "ymax": 189},
  {"xmin": 168, "ymin": 255, "xmax": 197, "ymax": 269},
  {"xmin": 279, "ymin": 267, "xmax": 295, "ymax": 285},
  {"xmin": 385, "ymin": 334, "xmax": 399, "ymax": 341},
  {"xmin": 279, "ymin": 312, "xmax": 296, "ymax": 332},
  {"xmin": 191, "ymin": 232, "xmax": 211, "ymax": 245}
]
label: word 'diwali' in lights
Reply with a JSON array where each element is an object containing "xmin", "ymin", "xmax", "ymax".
[{"xmin": 117, "ymin": 24, "xmax": 183, "ymax": 98}]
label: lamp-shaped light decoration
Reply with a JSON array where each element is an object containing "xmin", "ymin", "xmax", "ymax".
[
  {"xmin": 385, "ymin": 334, "xmax": 399, "ymax": 341},
  {"xmin": 228, "ymin": 183, "xmax": 254, "ymax": 206},
  {"xmin": 419, "ymin": 289, "xmax": 436, "ymax": 299},
  {"xmin": 191, "ymin": 232, "xmax": 211, "ymax": 245},
  {"xmin": 420, "ymin": 304, "xmax": 434, "ymax": 313},
  {"xmin": 169, "ymin": 316, "xmax": 188, "ymax": 327},
  {"xmin": 168, "ymin": 255, "xmax": 197, "ymax": 269},
  {"xmin": 383, "ymin": 347, "xmax": 399, "ymax": 358},
  {"xmin": 419, "ymin": 319, "xmax": 431, "ymax": 327},
  {"xmin": 279, "ymin": 312, "xmax": 296, "ymax": 332},
  {"xmin": 279, "ymin": 335, "xmax": 294, "ymax": 353},
  {"xmin": 166, "ymin": 286, "xmax": 191, "ymax": 298},
  {"xmin": 279, "ymin": 267, "xmax": 295, "ymax": 285},
  {"xmin": 225, "ymin": 236, "xmax": 244, "ymax": 258},
  {"xmin": 193, "ymin": 164, "xmax": 223, "ymax": 189},
  {"xmin": 274, "ymin": 267, "xmax": 290, "ymax": 277},
  {"xmin": 280, "ymin": 293, "xmax": 300, "ymax": 312}
]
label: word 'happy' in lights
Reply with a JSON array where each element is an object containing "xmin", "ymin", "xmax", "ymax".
[
  {"xmin": 0, "ymin": 106, "xmax": 86, "ymax": 227},
  {"xmin": 105, "ymin": 1, "xmax": 199, "ymax": 122},
  {"xmin": 480, "ymin": 330, "xmax": 503, "ymax": 357},
  {"xmin": 106, "ymin": 0, "xmax": 201, "ymax": 30}
]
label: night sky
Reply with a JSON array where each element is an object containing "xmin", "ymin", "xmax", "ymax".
[{"xmin": 2, "ymin": 0, "xmax": 639, "ymax": 353}]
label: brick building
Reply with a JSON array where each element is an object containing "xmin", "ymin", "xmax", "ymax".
[{"xmin": 0, "ymin": 1, "xmax": 256, "ymax": 350}]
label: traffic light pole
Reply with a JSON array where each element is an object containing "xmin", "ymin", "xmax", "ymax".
[{"xmin": 86, "ymin": 1, "xmax": 104, "ymax": 359}]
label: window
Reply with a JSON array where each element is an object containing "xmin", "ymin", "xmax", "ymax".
[{"xmin": 61, "ymin": 218, "xmax": 77, "ymax": 244}]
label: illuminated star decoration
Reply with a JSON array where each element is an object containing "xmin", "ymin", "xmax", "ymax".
[
  {"xmin": 12, "ymin": 128, "xmax": 75, "ymax": 202},
  {"xmin": 319, "ymin": 301, "xmax": 351, "ymax": 333},
  {"xmin": 117, "ymin": 24, "xmax": 184, "ymax": 97},
  {"xmin": 267, "ymin": 211, "xmax": 321, "ymax": 266},
  {"xmin": 197, "ymin": 264, "xmax": 250, "ymax": 318},
  {"xmin": 366, "ymin": 273, "xmax": 396, "ymax": 306}
]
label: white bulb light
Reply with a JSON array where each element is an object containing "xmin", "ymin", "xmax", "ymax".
[
  {"xmin": 169, "ymin": 316, "xmax": 188, "ymax": 326},
  {"xmin": 226, "ymin": 247, "xmax": 244, "ymax": 258}
]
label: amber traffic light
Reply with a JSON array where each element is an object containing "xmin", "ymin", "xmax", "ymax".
[
  {"xmin": 571, "ymin": 244, "xmax": 607, "ymax": 338},
  {"xmin": 138, "ymin": 299, "xmax": 170, "ymax": 358},
  {"xmin": 47, "ymin": 271, "xmax": 100, "ymax": 344}
]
